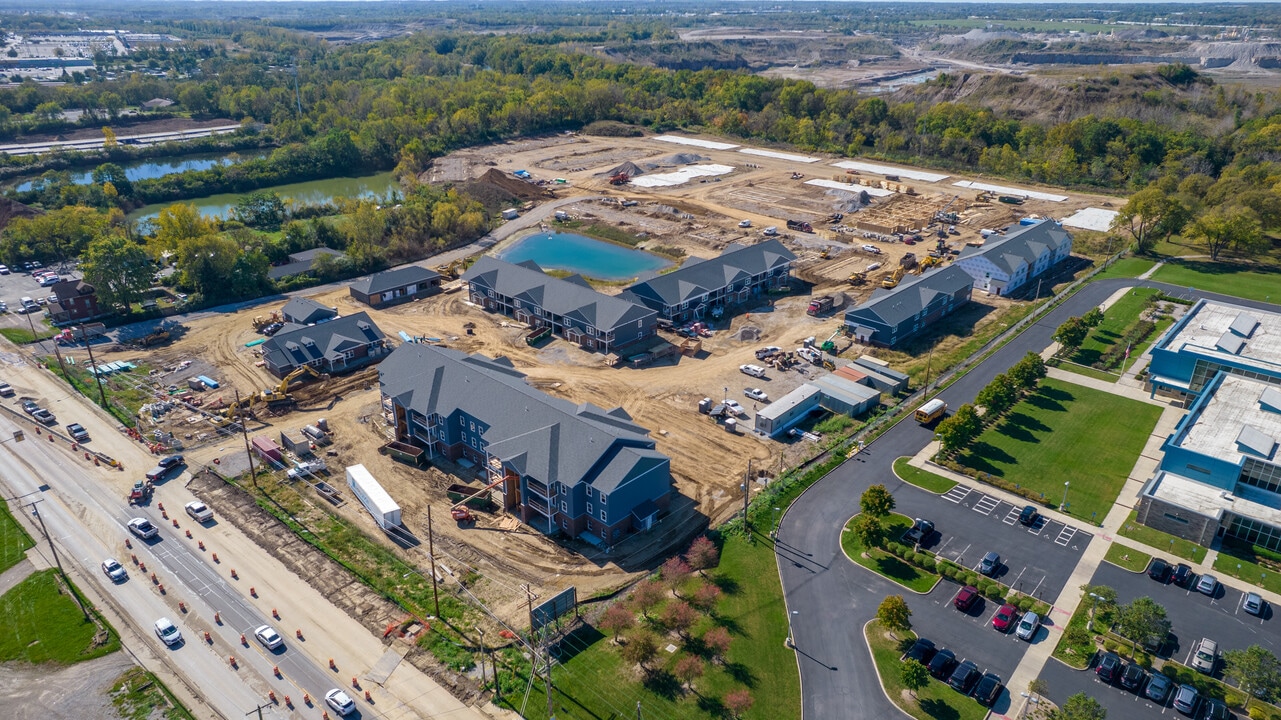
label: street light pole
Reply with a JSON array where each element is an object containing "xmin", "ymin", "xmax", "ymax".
[
  {"xmin": 28, "ymin": 499, "xmax": 89, "ymax": 621},
  {"xmin": 772, "ymin": 507, "xmax": 781, "ymax": 539},
  {"xmin": 1061, "ymin": 481, "xmax": 1070, "ymax": 511}
]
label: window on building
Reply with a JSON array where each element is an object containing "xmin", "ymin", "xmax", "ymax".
[
  {"xmin": 587, "ymin": 503, "xmax": 593, "ymax": 514},
  {"xmin": 600, "ymin": 509, "xmax": 606, "ymax": 522},
  {"xmin": 561, "ymin": 518, "xmax": 568, "ymax": 529},
  {"xmin": 586, "ymin": 487, "xmax": 593, "ymax": 499},
  {"xmin": 1228, "ymin": 515, "xmax": 1281, "ymax": 553},
  {"xmin": 459, "ymin": 416, "xmax": 465, "ymax": 426},
  {"xmin": 561, "ymin": 501, "xmax": 567, "ymax": 512}
]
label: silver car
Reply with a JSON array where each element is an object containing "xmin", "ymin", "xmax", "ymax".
[
  {"xmin": 1016, "ymin": 610, "xmax": 1040, "ymax": 641},
  {"xmin": 1196, "ymin": 574, "xmax": 1219, "ymax": 596},
  {"xmin": 154, "ymin": 617, "xmax": 182, "ymax": 646},
  {"xmin": 1192, "ymin": 637, "xmax": 1218, "ymax": 674},
  {"xmin": 1243, "ymin": 592, "xmax": 1265, "ymax": 616},
  {"xmin": 254, "ymin": 625, "xmax": 284, "ymax": 650},
  {"xmin": 101, "ymin": 558, "xmax": 127, "ymax": 582}
]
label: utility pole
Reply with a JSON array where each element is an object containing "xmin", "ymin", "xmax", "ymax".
[
  {"xmin": 523, "ymin": 584, "xmax": 553, "ymax": 719},
  {"xmin": 245, "ymin": 701, "xmax": 273, "ymax": 720},
  {"xmin": 636, "ymin": 700, "xmax": 642, "ymax": 720},
  {"xmin": 742, "ymin": 458, "xmax": 752, "ymax": 530},
  {"xmin": 922, "ymin": 345, "xmax": 935, "ymax": 393},
  {"xmin": 477, "ymin": 626, "xmax": 487, "ymax": 689},
  {"xmin": 80, "ymin": 325, "xmax": 107, "ymax": 408},
  {"xmin": 426, "ymin": 506, "xmax": 440, "ymax": 617},
  {"xmin": 28, "ymin": 499, "xmax": 89, "ymax": 621},
  {"xmin": 235, "ymin": 390, "xmax": 257, "ymax": 488}
]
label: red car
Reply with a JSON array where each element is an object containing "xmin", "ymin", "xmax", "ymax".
[
  {"xmin": 954, "ymin": 585, "xmax": 979, "ymax": 611},
  {"xmin": 992, "ymin": 603, "xmax": 1018, "ymax": 632}
]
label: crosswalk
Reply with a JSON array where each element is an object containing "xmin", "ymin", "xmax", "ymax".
[
  {"xmin": 1055, "ymin": 525, "xmax": 1078, "ymax": 546},
  {"xmin": 972, "ymin": 494, "xmax": 1000, "ymax": 515}
]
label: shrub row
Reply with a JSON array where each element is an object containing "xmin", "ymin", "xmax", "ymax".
[
  {"xmin": 882, "ymin": 539, "xmax": 1040, "ymax": 612},
  {"xmin": 1095, "ymin": 319, "xmax": 1157, "ymax": 369},
  {"xmin": 930, "ymin": 459, "xmax": 1051, "ymax": 507}
]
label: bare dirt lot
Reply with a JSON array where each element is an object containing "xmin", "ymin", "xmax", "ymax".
[
  {"xmin": 0, "ymin": 652, "xmax": 135, "ymax": 720},
  {"xmin": 96, "ymin": 131, "xmax": 1119, "ymax": 620}
]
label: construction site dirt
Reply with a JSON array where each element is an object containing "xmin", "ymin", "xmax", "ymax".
[{"xmin": 76, "ymin": 130, "xmax": 1117, "ymax": 626}]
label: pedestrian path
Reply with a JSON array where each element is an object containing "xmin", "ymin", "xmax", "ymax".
[{"xmin": 0, "ymin": 557, "xmax": 35, "ymax": 596}]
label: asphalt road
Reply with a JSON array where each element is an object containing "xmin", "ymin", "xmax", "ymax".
[{"xmin": 778, "ymin": 277, "xmax": 1281, "ymax": 719}]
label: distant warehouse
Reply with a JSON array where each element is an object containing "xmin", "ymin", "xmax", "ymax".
[{"xmin": 844, "ymin": 265, "xmax": 973, "ymax": 348}]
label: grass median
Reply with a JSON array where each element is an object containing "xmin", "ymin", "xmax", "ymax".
[
  {"xmin": 1104, "ymin": 543, "xmax": 1151, "ymax": 573},
  {"xmin": 864, "ymin": 619, "xmax": 990, "ymax": 720},
  {"xmin": 1214, "ymin": 540, "xmax": 1281, "ymax": 596},
  {"xmin": 892, "ymin": 457, "xmax": 956, "ymax": 494},
  {"xmin": 841, "ymin": 513, "xmax": 940, "ymax": 594},
  {"xmin": 1117, "ymin": 511, "xmax": 1208, "ymax": 563},
  {"xmin": 110, "ymin": 667, "xmax": 196, "ymax": 720},
  {"xmin": 0, "ymin": 568, "xmax": 119, "ymax": 664},
  {"xmin": 0, "ymin": 498, "xmax": 35, "ymax": 573}
]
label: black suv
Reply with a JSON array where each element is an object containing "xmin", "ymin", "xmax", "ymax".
[
  {"xmin": 904, "ymin": 638, "xmax": 936, "ymax": 665},
  {"xmin": 1019, "ymin": 505, "xmax": 1040, "ymax": 525},
  {"xmin": 1148, "ymin": 558, "xmax": 1172, "ymax": 583},
  {"xmin": 1173, "ymin": 563, "xmax": 1194, "ymax": 588},
  {"xmin": 974, "ymin": 673, "xmax": 1004, "ymax": 707},
  {"xmin": 1096, "ymin": 652, "xmax": 1123, "ymax": 684},
  {"xmin": 949, "ymin": 660, "xmax": 981, "ymax": 694},
  {"xmin": 902, "ymin": 518, "xmax": 934, "ymax": 545},
  {"xmin": 1120, "ymin": 662, "xmax": 1148, "ymax": 693},
  {"xmin": 928, "ymin": 649, "xmax": 956, "ymax": 679}
]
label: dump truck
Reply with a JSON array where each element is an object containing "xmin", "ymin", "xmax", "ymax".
[
  {"xmin": 786, "ymin": 219, "xmax": 813, "ymax": 233},
  {"xmin": 55, "ymin": 323, "xmax": 107, "ymax": 345},
  {"xmin": 807, "ymin": 296, "xmax": 834, "ymax": 316}
]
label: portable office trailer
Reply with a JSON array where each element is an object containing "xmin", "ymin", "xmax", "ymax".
[
  {"xmin": 251, "ymin": 436, "xmax": 282, "ymax": 463},
  {"xmin": 346, "ymin": 464, "xmax": 401, "ymax": 530}
]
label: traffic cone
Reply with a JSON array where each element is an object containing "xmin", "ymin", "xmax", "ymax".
[
  {"xmin": 161, "ymin": 510, "xmax": 168, "ymax": 519},
  {"xmin": 272, "ymin": 608, "xmax": 279, "ymax": 619},
  {"xmin": 240, "ymin": 634, "xmax": 247, "ymax": 646},
  {"xmin": 138, "ymin": 561, "xmax": 146, "ymax": 572},
  {"xmin": 47, "ymin": 433, "xmax": 53, "ymax": 442},
  {"xmin": 284, "ymin": 696, "xmax": 292, "ymax": 708},
  {"xmin": 198, "ymin": 541, "xmax": 205, "ymax": 550},
  {"xmin": 249, "ymin": 586, "xmax": 256, "ymax": 597},
  {"xmin": 158, "ymin": 584, "xmax": 165, "ymax": 594},
  {"xmin": 352, "ymin": 677, "xmax": 359, "ymax": 689},
  {"xmin": 303, "ymin": 693, "xmax": 311, "ymax": 706},
  {"xmin": 178, "ymin": 601, "xmax": 186, "ymax": 613},
  {"xmin": 185, "ymin": 529, "xmax": 192, "ymax": 538},
  {"xmin": 329, "ymin": 658, "xmax": 337, "ymax": 670},
  {"xmin": 211, "ymin": 552, "xmax": 218, "ymax": 563},
  {"xmin": 229, "ymin": 655, "xmax": 236, "ymax": 667},
  {"xmin": 150, "ymin": 572, "xmax": 158, "ymax": 584},
  {"xmin": 273, "ymin": 665, "xmax": 280, "ymax": 677},
  {"xmin": 364, "ymin": 690, "xmax": 372, "ymax": 702},
  {"xmin": 130, "ymin": 553, "xmax": 137, "ymax": 564},
  {"xmin": 172, "ymin": 519, "xmax": 179, "ymax": 528},
  {"xmin": 268, "ymin": 691, "xmax": 276, "ymax": 703},
  {"xmin": 230, "ymin": 568, "xmax": 237, "ymax": 579},
  {"xmin": 203, "ymin": 631, "xmax": 211, "ymax": 643},
  {"xmin": 296, "ymin": 629, "xmax": 303, "ymax": 639},
  {"xmin": 71, "ymin": 443, "xmax": 77, "ymax": 451},
  {"xmin": 157, "ymin": 502, "xmax": 164, "ymax": 511},
  {"xmin": 83, "ymin": 452, "xmax": 89, "ymax": 459},
  {"xmin": 124, "ymin": 538, "xmax": 131, "ymax": 549},
  {"xmin": 214, "ymin": 611, "xmax": 221, "ymax": 624}
]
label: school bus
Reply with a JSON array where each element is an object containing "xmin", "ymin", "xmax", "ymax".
[{"xmin": 915, "ymin": 398, "xmax": 947, "ymax": 424}]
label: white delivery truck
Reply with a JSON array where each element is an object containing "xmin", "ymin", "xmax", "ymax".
[{"xmin": 345, "ymin": 464, "xmax": 402, "ymax": 530}]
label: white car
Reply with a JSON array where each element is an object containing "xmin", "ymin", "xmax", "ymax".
[
  {"xmin": 154, "ymin": 617, "xmax": 182, "ymax": 646},
  {"xmin": 738, "ymin": 219, "xmax": 752, "ymax": 228},
  {"xmin": 325, "ymin": 689, "xmax": 356, "ymax": 716},
  {"xmin": 101, "ymin": 558, "xmax": 127, "ymax": 582},
  {"xmin": 744, "ymin": 388, "xmax": 768, "ymax": 402},
  {"xmin": 254, "ymin": 625, "xmax": 284, "ymax": 650},
  {"xmin": 127, "ymin": 517, "xmax": 158, "ymax": 540},
  {"xmin": 1015, "ymin": 611, "xmax": 1040, "ymax": 641},
  {"xmin": 184, "ymin": 501, "xmax": 213, "ymax": 523},
  {"xmin": 1196, "ymin": 574, "xmax": 1219, "ymax": 596},
  {"xmin": 763, "ymin": 226, "xmax": 778, "ymax": 236},
  {"xmin": 723, "ymin": 400, "xmax": 745, "ymax": 416},
  {"xmin": 739, "ymin": 364, "xmax": 766, "ymax": 379},
  {"xmin": 0, "ymin": 264, "xmax": 8, "ymax": 274}
]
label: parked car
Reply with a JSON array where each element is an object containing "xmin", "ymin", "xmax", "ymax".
[
  {"xmin": 325, "ymin": 689, "xmax": 356, "ymax": 716},
  {"xmin": 1146, "ymin": 672, "xmax": 1175, "ymax": 703},
  {"xmin": 744, "ymin": 388, "xmax": 768, "ymax": 402},
  {"xmin": 738, "ymin": 219, "xmax": 752, "ymax": 228},
  {"xmin": 1174, "ymin": 684, "xmax": 1202, "ymax": 715},
  {"xmin": 127, "ymin": 517, "xmax": 158, "ymax": 540},
  {"xmin": 0, "ymin": 382, "xmax": 15, "ymax": 397},
  {"xmin": 65, "ymin": 423, "xmax": 89, "ymax": 442},
  {"xmin": 739, "ymin": 364, "xmax": 767, "ymax": 378},
  {"xmin": 154, "ymin": 617, "xmax": 182, "ymax": 646},
  {"xmin": 1096, "ymin": 652, "xmax": 1123, "ymax": 683},
  {"xmin": 901, "ymin": 518, "xmax": 934, "ymax": 545},
  {"xmin": 904, "ymin": 638, "xmax": 936, "ymax": 664},
  {"xmin": 974, "ymin": 673, "xmax": 1003, "ymax": 707},
  {"xmin": 1192, "ymin": 638, "xmax": 1218, "ymax": 674},
  {"xmin": 928, "ymin": 648, "xmax": 956, "ymax": 679},
  {"xmin": 1148, "ymin": 557, "xmax": 1172, "ymax": 583},
  {"xmin": 38, "ymin": 274, "xmax": 60, "ymax": 286},
  {"xmin": 1196, "ymin": 574, "xmax": 1219, "ymax": 596},
  {"xmin": 954, "ymin": 585, "xmax": 979, "ymax": 611},
  {"xmin": 158, "ymin": 454, "xmax": 185, "ymax": 469},
  {"xmin": 1016, "ymin": 611, "xmax": 1040, "ymax": 641},
  {"xmin": 0, "ymin": 264, "xmax": 8, "ymax": 274},
  {"xmin": 992, "ymin": 603, "xmax": 1018, "ymax": 632},
  {"xmin": 1244, "ymin": 591, "xmax": 1265, "ymax": 616},
  {"xmin": 1018, "ymin": 505, "xmax": 1040, "ymax": 525},
  {"xmin": 32, "ymin": 408, "xmax": 55, "ymax": 425},
  {"xmin": 1199, "ymin": 698, "xmax": 1230, "ymax": 720},
  {"xmin": 254, "ymin": 625, "xmax": 284, "ymax": 650},
  {"xmin": 1120, "ymin": 662, "xmax": 1148, "ymax": 693},
  {"xmin": 262, "ymin": 321, "xmax": 283, "ymax": 336},
  {"xmin": 979, "ymin": 551, "xmax": 1000, "ymax": 577},
  {"xmin": 101, "ymin": 558, "xmax": 127, "ymax": 582},
  {"xmin": 21, "ymin": 400, "xmax": 39, "ymax": 414},
  {"xmin": 948, "ymin": 660, "xmax": 980, "ymax": 694},
  {"xmin": 1173, "ymin": 563, "xmax": 1194, "ymax": 588},
  {"xmin": 184, "ymin": 501, "xmax": 213, "ymax": 523},
  {"xmin": 723, "ymin": 400, "xmax": 745, "ymax": 415}
]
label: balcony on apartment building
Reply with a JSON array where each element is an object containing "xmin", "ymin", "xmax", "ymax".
[
  {"xmin": 525, "ymin": 477, "xmax": 552, "ymax": 501},
  {"xmin": 525, "ymin": 495, "xmax": 552, "ymax": 517}
]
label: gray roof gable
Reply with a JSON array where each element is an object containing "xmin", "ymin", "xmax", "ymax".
[
  {"xmin": 845, "ymin": 264, "xmax": 972, "ymax": 328},
  {"xmin": 351, "ymin": 266, "xmax": 442, "ymax": 296},
  {"xmin": 262, "ymin": 311, "xmax": 385, "ymax": 369},
  {"xmin": 379, "ymin": 344, "xmax": 662, "ymax": 488},
  {"xmin": 462, "ymin": 256, "xmax": 655, "ymax": 331},
  {"xmin": 959, "ymin": 222, "xmax": 1071, "ymax": 275},
  {"xmin": 625, "ymin": 239, "xmax": 796, "ymax": 307},
  {"xmin": 281, "ymin": 297, "xmax": 337, "ymax": 325}
]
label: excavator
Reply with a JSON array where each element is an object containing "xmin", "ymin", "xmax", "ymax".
[
  {"xmin": 260, "ymin": 365, "xmax": 328, "ymax": 408},
  {"xmin": 252, "ymin": 311, "xmax": 281, "ymax": 331},
  {"xmin": 881, "ymin": 265, "xmax": 906, "ymax": 289},
  {"xmin": 847, "ymin": 271, "xmax": 866, "ymax": 286},
  {"xmin": 916, "ymin": 255, "xmax": 942, "ymax": 273}
]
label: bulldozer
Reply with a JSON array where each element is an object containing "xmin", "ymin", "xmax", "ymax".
[
  {"xmin": 609, "ymin": 172, "xmax": 631, "ymax": 186},
  {"xmin": 252, "ymin": 312, "xmax": 281, "ymax": 331}
]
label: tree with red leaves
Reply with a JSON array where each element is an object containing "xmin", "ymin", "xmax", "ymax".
[
  {"xmin": 724, "ymin": 689, "xmax": 754, "ymax": 718},
  {"xmin": 631, "ymin": 579, "xmax": 665, "ymax": 618},
  {"xmin": 692, "ymin": 582, "xmax": 723, "ymax": 613},
  {"xmin": 599, "ymin": 603, "xmax": 634, "ymax": 642},
  {"xmin": 703, "ymin": 626, "xmax": 732, "ymax": 662},
  {"xmin": 687, "ymin": 536, "xmax": 720, "ymax": 575},
  {"xmin": 663, "ymin": 600, "xmax": 697, "ymax": 638},
  {"xmin": 674, "ymin": 655, "xmax": 705, "ymax": 693}
]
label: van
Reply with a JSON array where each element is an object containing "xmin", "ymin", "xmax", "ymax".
[
  {"xmin": 20, "ymin": 296, "xmax": 34, "ymax": 309},
  {"xmin": 145, "ymin": 466, "xmax": 170, "ymax": 482}
]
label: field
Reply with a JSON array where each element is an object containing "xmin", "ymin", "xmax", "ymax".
[
  {"xmin": 0, "ymin": 498, "xmax": 35, "ymax": 573},
  {"xmin": 0, "ymin": 569, "xmax": 119, "ymax": 665},
  {"xmin": 1214, "ymin": 540, "xmax": 1281, "ymax": 597},
  {"xmin": 109, "ymin": 667, "xmax": 196, "ymax": 720},
  {"xmin": 956, "ymin": 379, "xmax": 1162, "ymax": 520},
  {"xmin": 863, "ymin": 619, "xmax": 990, "ymax": 720},
  {"xmin": 1150, "ymin": 259, "xmax": 1281, "ymax": 303}
]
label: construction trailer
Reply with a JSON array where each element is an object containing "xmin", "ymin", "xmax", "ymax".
[
  {"xmin": 280, "ymin": 428, "xmax": 313, "ymax": 457},
  {"xmin": 251, "ymin": 436, "xmax": 282, "ymax": 463},
  {"xmin": 345, "ymin": 464, "xmax": 402, "ymax": 530}
]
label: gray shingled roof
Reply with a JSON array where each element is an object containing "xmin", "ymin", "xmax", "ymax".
[
  {"xmin": 623, "ymin": 239, "xmax": 796, "ymax": 308},
  {"xmin": 281, "ymin": 297, "xmax": 337, "ymax": 325},
  {"xmin": 262, "ymin": 311, "xmax": 385, "ymax": 369},
  {"xmin": 350, "ymin": 266, "xmax": 442, "ymax": 296},
  {"xmin": 958, "ymin": 221, "xmax": 1071, "ymax": 275},
  {"xmin": 846, "ymin": 264, "xmax": 973, "ymax": 328},
  {"xmin": 268, "ymin": 247, "xmax": 346, "ymax": 280},
  {"xmin": 462, "ymin": 257, "xmax": 655, "ymax": 332},
  {"xmin": 380, "ymin": 343, "xmax": 665, "ymax": 491}
]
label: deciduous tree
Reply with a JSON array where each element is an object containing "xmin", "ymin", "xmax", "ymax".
[
  {"xmin": 860, "ymin": 484, "xmax": 895, "ymax": 518},
  {"xmin": 1113, "ymin": 186, "xmax": 1184, "ymax": 254},
  {"xmin": 850, "ymin": 514, "xmax": 884, "ymax": 549},
  {"xmin": 724, "ymin": 689, "xmax": 754, "ymax": 719},
  {"xmin": 599, "ymin": 604, "xmax": 634, "ymax": 643},
  {"xmin": 1053, "ymin": 316, "xmax": 1089, "ymax": 353},
  {"xmin": 630, "ymin": 579, "xmax": 665, "ymax": 618},
  {"xmin": 662, "ymin": 600, "xmax": 697, "ymax": 638},
  {"xmin": 1223, "ymin": 645, "xmax": 1281, "ymax": 703},
  {"xmin": 901, "ymin": 658, "xmax": 929, "ymax": 697},
  {"xmin": 936, "ymin": 403, "xmax": 981, "ymax": 454},
  {"xmin": 692, "ymin": 582, "xmax": 722, "ymax": 613},
  {"xmin": 80, "ymin": 234, "xmax": 153, "ymax": 310},
  {"xmin": 877, "ymin": 595, "xmax": 912, "ymax": 635},
  {"xmin": 1189, "ymin": 205, "xmax": 1262, "ymax": 261},
  {"xmin": 687, "ymin": 536, "xmax": 719, "ymax": 575},
  {"xmin": 1054, "ymin": 692, "xmax": 1106, "ymax": 720},
  {"xmin": 620, "ymin": 630, "xmax": 659, "ymax": 671},
  {"xmin": 1115, "ymin": 597, "xmax": 1170, "ymax": 652},
  {"xmin": 674, "ymin": 655, "xmax": 704, "ymax": 692},
  {"xmin": 661, "ymin": 557, "xmax": 692, "ymax": 591},
  {"xmin": 703, "ymin": 626, "xmax": 732, "ymax": 662}
]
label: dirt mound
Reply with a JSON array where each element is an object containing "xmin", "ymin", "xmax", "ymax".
[
  {"xmin": 601, "ymin": 161, "xmax": 645, "ymax": 177},
  {"xmin": 647, "ymin": 153, "xmax": 706, "ymax": 169},
  {"xmin": 458, "ymin": 178, "xmax": 518, "ymax": 213},
  {"xmin": 0, "ymin": 197, "xmax": 41, "ymax": 231},
  {"xmin": 475, "ymin": 168, "xmax": 552, "ymax": 200}
]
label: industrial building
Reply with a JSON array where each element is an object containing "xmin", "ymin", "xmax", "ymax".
[
  {"xmin": 753, "ymin": 371, "xmax": 881, "ymax": 437},
  {"xmin": 954, "ymin": 221, "xmax": 1073, "ymax": 297},
  {"xmin": 843, "ymin": 265, "xmax": 974, "ymax": 348},
  {"xmin": 620, "ymin": 239, "xmax": 796, "ymax": 323},
  {"xmin": 463, "ymin": 257, "xmax": 657, "ymax": 354},
  {"xmin": 379, "ymin": 343, "xmax": 672, "ymax": 545},
  {"xmin": 1137, "ymin": 372, "xmax": 1281, "ymax": 551},
  {"xmin": 349, "ymin": 266, "xmax": 443, "ymax": 308},
  {"xmin": 1148, "ymin": 299, "xmax": 1281, "ymax": 402},
  {"xmin": 260, "ymin": 311, "xmax": 389, "ymax": 378}
]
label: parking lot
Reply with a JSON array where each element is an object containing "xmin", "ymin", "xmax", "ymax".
[
  {"xmin": 1040, "ymin": 560, "xmax": 1275, "ymax": 720},
  {"xmin": 0, "ymin": 262, "xmax": 82, "ymax": 317},
  {"xmin": 896, "ymin": 481, "xmax": 1095, "ymax": 604}
]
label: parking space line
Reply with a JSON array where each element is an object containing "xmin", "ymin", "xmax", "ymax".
[
  {"xmin": 1028, "ymin": 519, "xmax": 1049, "ymax": 537},
  {"xmin": 973, "ymin": 495, "xmax": 999, "ymax": 515},
  {"xmin": 1055, "ymin": 526, "xmax": 1077, "ymax": 546},
  {"xmin": 943, "ymin": 485, "xmax": 971, "ymax": 503},
  {"xmin": 1002, "ymin": 507, "xmax": 1021, "ymax": 525}
]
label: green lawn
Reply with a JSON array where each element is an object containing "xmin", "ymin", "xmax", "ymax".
[
  {"xmin": 1051, "ymin": 596, "xmax": 1116, "ymax": 669},
  {"xmin": 1104, "ymin": 543, "xmax": 1151, "ymax": 574},
  {"xmin": 1151, "ymin": 260, "xmax": 1281, "ymax": 303},
  {"xmin": 0, "ymin": 569, "xmax": 119, "ymax": 664},
  {"xmin": 1094, "ymin": 257, "xmax": 1158, "ymax": 281},
  {"xmin": 1117, "ymin": 511, "xmax": 1208, "ymax": 563},
  {"xmin": 508, "ymin": 532, "xmax": 799, "ymax": 720},
  {"xmin": 1067, "ymin": 288, "xmax": 1160, "ymax": 369},
  {"xmin": 0, "ymin": 499, "xmax": 35, "ymax": 574},
  {"xmin": 956, "ymin": 379, "xmax": 1161, "ymax": 520},
  {"xmin": 0, "ymin": 325, "xmax": 57, "ymax": 344},
  {"xmin": 892, "ymin": 457, "xmax": 956, "ymax": 493},
  {"xmin": 864, "ymin": 619, "xmax": 990, "ymax": 720},
  {"xmin": 841, "ymin": 514, "xmax": 940, "ymax": 593},
  {"xmin": 1057, "ymin": 361, "xmax": 1123, "ymax": 383},
  {"xmin": 110, "ymin": 667, "xmax": 196, "ymax": 720},
  {"xmin": 1213, "ymin": 540, "xmax": 1281, "ymax": 597}
]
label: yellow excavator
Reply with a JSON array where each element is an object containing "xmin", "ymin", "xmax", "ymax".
[
  {"xmin": 915, "ymin": 255, "xmax": 941, "ymax": 274},
  {"xmin": 261, "ymin": 365, "xmax": 328, "ymax": 407},
  {"xmin": 252, "ymin": 311, "xmax": 281, "ymax": 331},
  {"xmin": 848, "ymin": 271, "xmax": 866, "ymax": 286},
  {"xmin": 881, "ymin": 265, "xmax": 906, "ymax": 289}
]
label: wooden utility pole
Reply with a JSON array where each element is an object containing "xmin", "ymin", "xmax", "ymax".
[
  {"xmin": 80, "ymin": 325, "xmax": 107, "ymax": 408},
  {"xmin": 29, "ymin": 499, "xmax": 89, "ymax": 621},
  {"xmin": 235, "ymin": 390, "xmax": 257, "ymax": 487},
  {"xmin": 743, "ymin": 458, "xmax": 752, "ymax": 530},
  {"xmin": 427, "ymin": 506, "xmax": 440, "ymax": 617}
]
